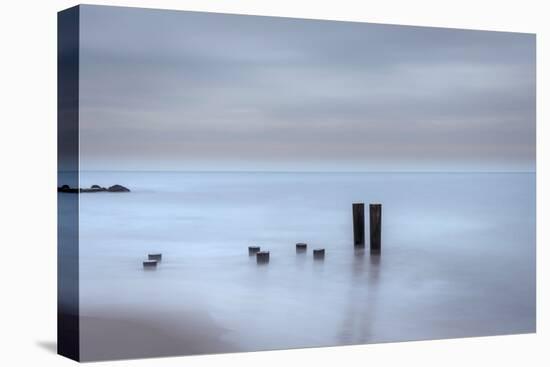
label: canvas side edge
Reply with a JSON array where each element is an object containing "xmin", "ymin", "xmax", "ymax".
[{"xmin": 57, "ymin": 5, "xmax": 80, "ymax": 362}]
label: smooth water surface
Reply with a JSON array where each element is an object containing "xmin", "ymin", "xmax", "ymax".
[{"xmin": 70, "ymin": 172, "xmax": 535, "ymax": 359}]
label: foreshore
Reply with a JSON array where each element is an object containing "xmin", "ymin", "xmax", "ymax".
[{"xmin": 79, "ymin": 308, "xmax": 233, "ymax": 361}]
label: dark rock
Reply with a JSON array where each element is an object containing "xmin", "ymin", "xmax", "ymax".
[
  {"xmin": 59, "ymin": 184, "xmax": 129, "ymax": 193},
  {"xmin": 107, "ymin": 184, "xmax": 130, "ymax": 192},
  {"xmin": 80, "ymin": 186, "xmax": 107, "ymax": 193},
  {"xmin": 58, "ymin": 185, "xmax": 70, "ymax": 192},
  {"xmin": 80, "ymin": 187, "xmax": 107, "ymax": 192},
  {"xmin": 58, "ymin": 185, "xmax": 78, "ymax": 193}
]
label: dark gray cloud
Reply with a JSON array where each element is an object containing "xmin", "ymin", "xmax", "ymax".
[{"xmin": 78, "ymin": 5, "xmax": 535, "ymax": 171}]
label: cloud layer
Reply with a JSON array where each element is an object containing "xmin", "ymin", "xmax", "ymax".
[{"xmin": 78, "ymin": 5, "xmax": 536, "ymax": 171}]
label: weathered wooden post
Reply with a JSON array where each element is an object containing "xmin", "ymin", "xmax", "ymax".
[
  {"xmin": 296, "ymin": 243, "xmax": 307, "ymax": 253},
  {"xmin": 369, "ymin": 203, "xmax": 382, "ymax": 254},
  {"xmin": 353, "ymin": 203, "xmax": 365, "ymax": 247},
  {"xmin": 313, "ymin": 248, "xmax": 325, "ymax": 260},
  {"xmin": 256, "ymin": 251, "xmax": 270, "ymax": 264},
  {"xmin": 148, "ymin": 253, "xmax": 162, "ymax": 261},
  {"xmin": 248, "ymin": 246, "xmax": 260, "ymax": 256}
]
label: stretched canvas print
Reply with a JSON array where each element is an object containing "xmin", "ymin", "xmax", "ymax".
[{"xmin": 58, "ymin": 4, "xmax": 536, "ymax": 362}]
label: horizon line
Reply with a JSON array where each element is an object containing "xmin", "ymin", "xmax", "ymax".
[{"xmin": 59, "ymin": 169, "xmax": 537, "ymax": 174}]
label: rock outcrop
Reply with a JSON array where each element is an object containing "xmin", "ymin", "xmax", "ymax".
[
  {"xmin": 107, "ymin": 185, "xmax": 130, "ymax": 192},
  {"xmin": 58, "ymin": 184, "xmax": 130, "ymax": 193}
]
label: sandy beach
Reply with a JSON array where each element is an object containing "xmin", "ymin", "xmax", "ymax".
[{"xmin": 79, "ymin": 308, "xmax": 234, "ymax": 361}]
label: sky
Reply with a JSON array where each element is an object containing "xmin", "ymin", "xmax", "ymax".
[{"xmin": 78, "ymin": 5, "xmax": 536, "ymax": 172}]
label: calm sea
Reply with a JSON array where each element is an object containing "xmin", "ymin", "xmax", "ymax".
[{"xmin": 62, "ymin": 171, "xmax": 535, "ymax": 357}]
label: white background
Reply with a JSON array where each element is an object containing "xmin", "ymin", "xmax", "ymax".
[{"xmin": 0, "ymin": 0, "xmax": 547, "ymax": 366}]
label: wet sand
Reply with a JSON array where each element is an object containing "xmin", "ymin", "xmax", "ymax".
[{"xmin": 79, "ymin": 308, "xmax": 234, "ymax": 361}]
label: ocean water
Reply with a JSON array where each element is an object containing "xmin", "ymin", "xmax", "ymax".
[{"xmin": 69, "ymin": 172, "xmax": 535, "ymax": 358}]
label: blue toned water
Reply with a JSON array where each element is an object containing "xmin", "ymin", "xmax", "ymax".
[{"xmin": 74, "ymin": 172, "xmax": 535, "ymax": 356}]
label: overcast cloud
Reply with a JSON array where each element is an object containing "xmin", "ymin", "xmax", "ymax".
[{"xmin": 78, "ymin": 5, "xmax": 535, "ymax": 171}]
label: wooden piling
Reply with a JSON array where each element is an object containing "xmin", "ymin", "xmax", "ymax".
[
  {"xmin": 256, "ymin": 251, "xmax": 270, "ymax": 264},
  {"xmin": 143, "ymin": 260, "xmax": 158, "ymax": 269},
  {"xmin": 248, "ymin": 246, "xmax": 261, "ymax": 256},
  {"xmin": 313, "ymin": 248, "xmax": 325, "ymax": 260},
  {"xmin": 296, "ymin": 243, "xmax": 307, "ymax": 253},
  {"xmin": 353, "ymin": 203, "xmax": 365, "ymax": 247},
  {"xmin": 148, "ymin": 253, "xmax": 162, "ymax": 261},
  {"xmin": 369, "ymin": 204, "xmax": 382, "ymax": 254}
]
